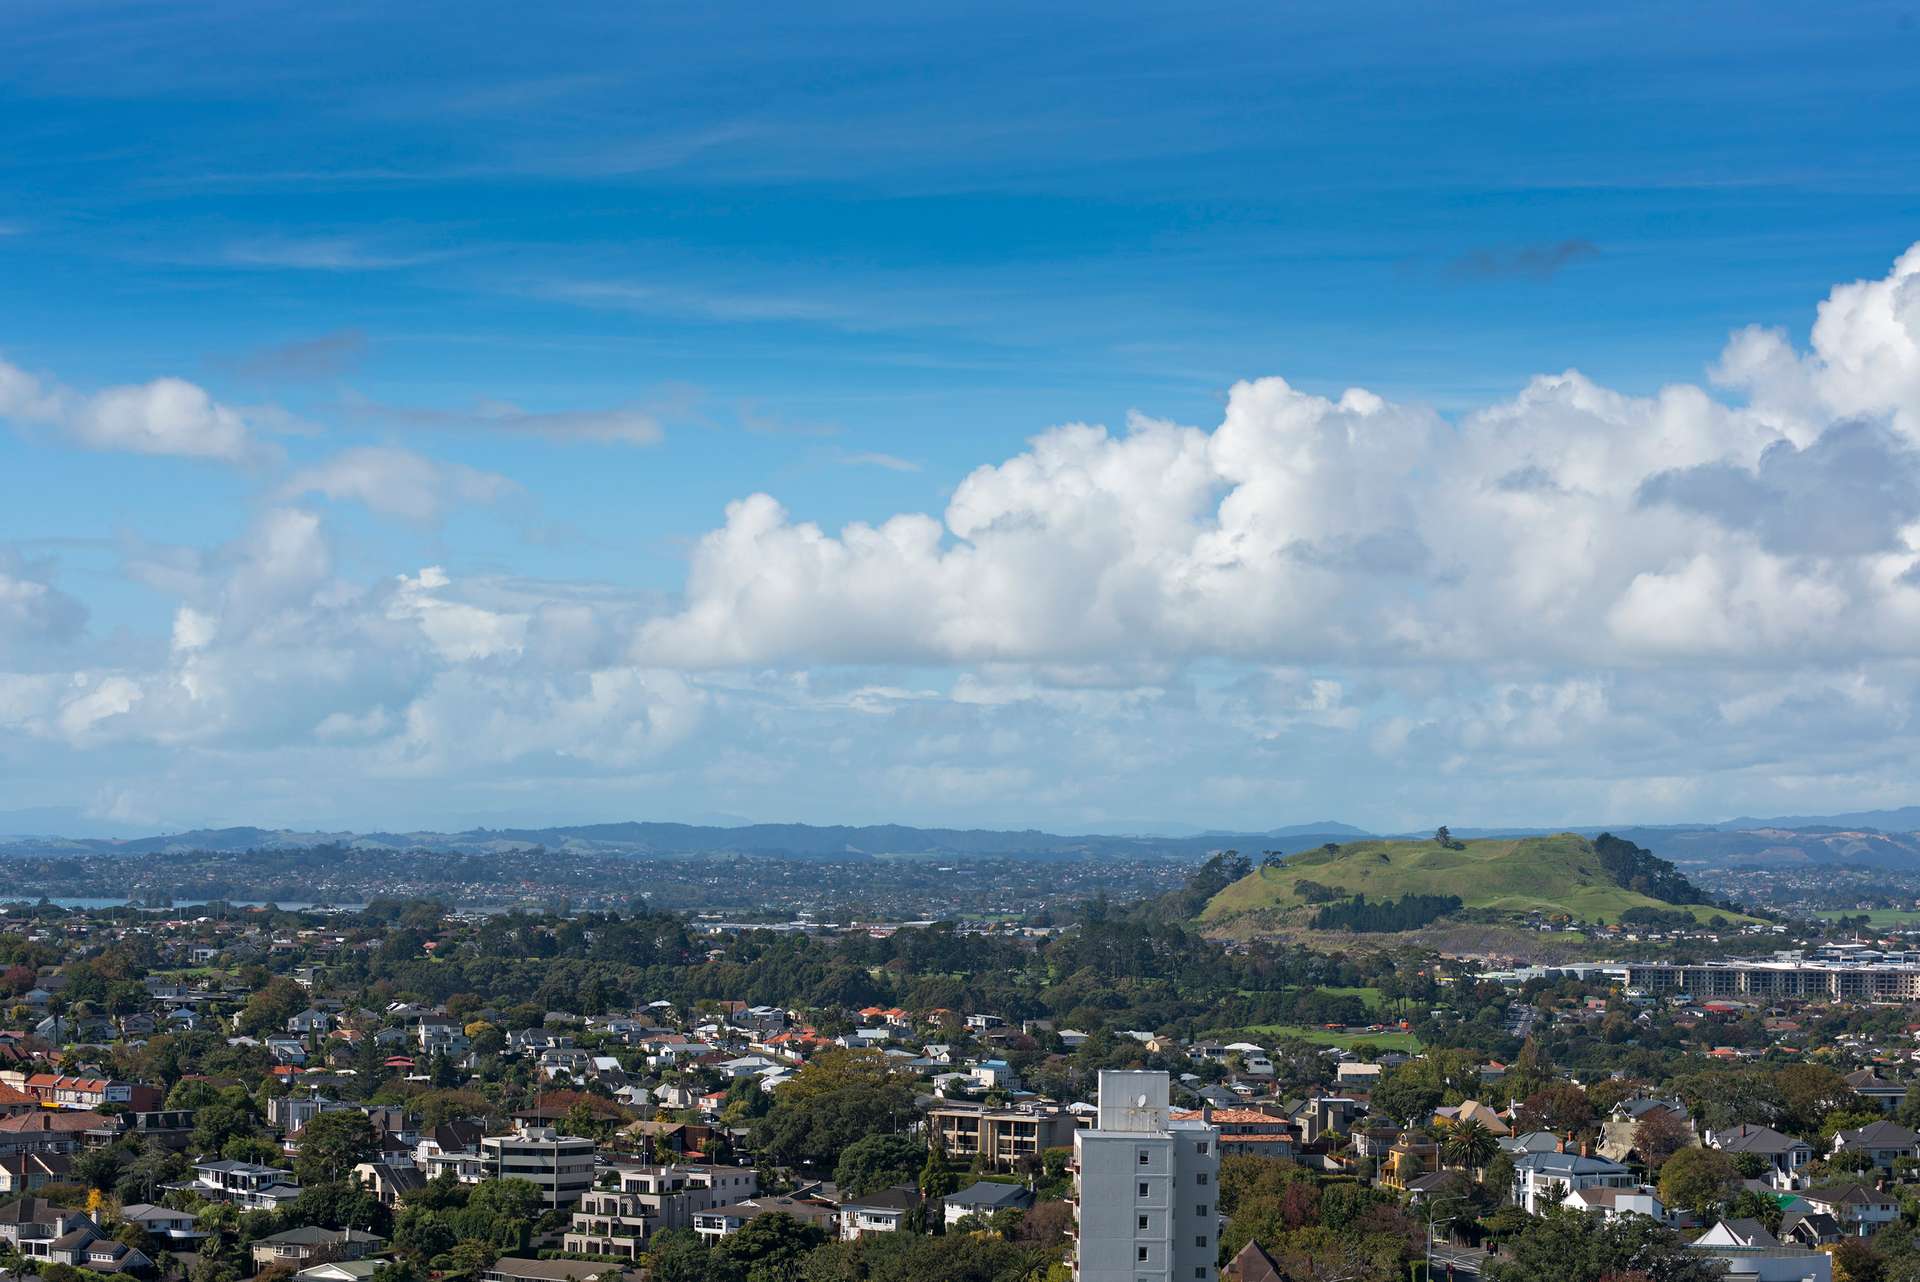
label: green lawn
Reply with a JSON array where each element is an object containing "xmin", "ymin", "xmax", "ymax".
[
  {"xmin": 1319, "ymin": 985, "xmax": 1385, "ymax": 1011},
  {"xmin": 1816, "ymin": 908, "xmax": 1920, "ymax": 925},
  {"xmin": 1231, "ymin": 1023, "xmax": 1424, "ymax": 1051}
]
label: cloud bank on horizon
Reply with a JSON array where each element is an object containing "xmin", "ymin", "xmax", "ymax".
[{"xmin": 5, "ymin": 247, "xmax": 1920, "ymax": 833}]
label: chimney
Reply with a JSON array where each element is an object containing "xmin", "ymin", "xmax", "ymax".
[
  {"xmin": 1579, "ymin": 1141, "xmax": 1591, "ymax": 1158},
  {"xmin": 1555, "ymin": 1137, "xmax": 1565, "ymax": 1154}
]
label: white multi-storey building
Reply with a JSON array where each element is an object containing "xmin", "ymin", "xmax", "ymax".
[
  {"xmin": 479, "ymin": 1125, "xmax": 596, "ymax": 1210},
  {"xmin": 1072, "ymin": 1070, "xmax": 1219, "ymax": 1282}
]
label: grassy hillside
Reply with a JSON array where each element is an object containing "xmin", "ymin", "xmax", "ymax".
[{"xmin": 1201, "ymin": 832, "xmax": 1744, "ymax": 927}]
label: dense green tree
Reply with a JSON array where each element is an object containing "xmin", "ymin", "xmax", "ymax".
[
  {"xmin": 707, "ymin": 1212, "xmax": 826, "ymax": 1281},
  {"xmin": 292, "ymin": 1110, "xmax": 376, "ymax": 1187},
  {"xmin": 751, "ymin": 1050, "xmax": 915, "ymax": 1170},
  {"xmin": 1485, "ymin": 1207, "xmax": 1724, "ymax": 1282},
  {"xmin": 1657, "ymin": 1145, "xmax": 1739, "ymax": 1220},
  {"xmin": 832, "ymin": 1133, "xmax": 922, "ymax": 1199}
]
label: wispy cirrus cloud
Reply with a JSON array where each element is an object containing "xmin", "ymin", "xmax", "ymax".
[
  {"xmin": 529, "ymin": 276, "xmax": 853, "ymax": 324},
  {"xmin": 215, "ymin": 235, "xmax": 455, "ymax": 272},
  {"xmin": 1441, "ymin": 239, "xmax": 1602, "ymax": 282},
  {"xmin": 340, "ymin": 388, "xmax": 667, "ymax": 446},
  {"xmin": 221, "ymin": 329, "xmax": 369, "ymax": 382},
  {"xmin": 839, "ymin": 450, "xmax": 921, "ymax": 473}
]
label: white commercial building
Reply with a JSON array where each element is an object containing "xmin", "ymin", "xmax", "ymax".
[
  {"xmin": 1072, "ymin": 1070, "xmax": 1219, "ymax": 1282},
  {"xmin": 480, "ymin": 1125, "xmax": 596, "ymax": 1210}
]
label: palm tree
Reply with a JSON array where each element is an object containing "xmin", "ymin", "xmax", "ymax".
[{"xmin": 1442, "ymin": 1118, "xmax": 1498, "ymax": 1176}]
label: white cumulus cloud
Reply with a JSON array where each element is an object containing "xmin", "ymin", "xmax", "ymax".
[{"xmin": 0, "ymin": 359, "xmax": 266, "ymax": 462}]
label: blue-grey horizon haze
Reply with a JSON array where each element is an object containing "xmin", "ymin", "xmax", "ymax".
[{"xmin": 4, "ymin": 1, "xmax": 1920, "ymax": 834}]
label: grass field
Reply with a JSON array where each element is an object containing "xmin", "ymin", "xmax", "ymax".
[
  {"xmin": 1231, "ymin": 1023, "xmax": 1425, "ymax": 1051},
  {"xmin": 1816, "ymin": 909, "xmax": 1920, "ymax": 925},
  {"xmin": 1202, "ymin": 833, "xmax": 1759, "ymax": 927},
  {"xmin": 1319, "ymin": 985, "xmax": 1385, "ymax": 1011}
]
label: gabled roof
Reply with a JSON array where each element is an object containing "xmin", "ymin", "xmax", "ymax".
[
  {"xmin": 1711, "ymin": 1124, "xmax": 1808, "ymax": 1154},
  {"xmin": 1834, "ymin": 1119, "xmax": 1920, "ymax": 1148},
  {"xmin": 1225, "ymin": 1239, "xmax": 1284, "ymax": 1282},
  {"xmin": 0, "ymin": 1197, "xmax": 77, "ymax": 1228},
  {"xmin": 1513, "ymin": 1150, "xmax": 1629, "ymax": 1176},
  {"xmin": 1698, "ymin": 1217, "xmax": 1779, "ymax": 1248},
  {"xmin": 841, "ymin": 1184, "xmax": 921, "ymax": 1212},
  {"xmin": 945, "ymin": 1181, "xmax": 1033, "ymax": 1209},
  {"xmin": 0, "ymin": 1109, "xmax": 107, "ymax": 1133},
  {"xmin": 1801, "ymin": 1182, "xmax": 1896, "ymax": 1208}
]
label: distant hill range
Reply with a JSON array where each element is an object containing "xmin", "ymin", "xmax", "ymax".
[
  {"xmin": 1201, "ymin": 832, "xmax": 1743, "ymax": 928},
  {"xmin": 0, "ymin": 808, "xmax": 1916, "ymax": 869},
  {"xmin": 0, "ymin": 818, "xmax": 1367, "ymax": 862}
]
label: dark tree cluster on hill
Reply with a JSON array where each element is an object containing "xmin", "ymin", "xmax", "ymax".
[
  {"xmin": 1592, "ymin": 832, "xmax": 1709, "ymax": 905},
  {"xmin": 1310, "ymin": 893, "xmax": 1463, "ymax": 933}
]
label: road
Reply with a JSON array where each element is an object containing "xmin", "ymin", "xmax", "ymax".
[{"xmin": 1429, "ymin": 1244, "xmax": 1488, "ymax": 1278}]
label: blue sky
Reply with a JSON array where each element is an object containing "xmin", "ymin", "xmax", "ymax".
[{"xmin": 4, "ymin": 1, "xmax": 1920, "ymax": 834}]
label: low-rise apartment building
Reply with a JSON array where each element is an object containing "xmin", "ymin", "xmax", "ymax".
[
  {"xmin": 562, "ymin": 1163, "xmax": 759, "ymax": 1258},
  {"xmin": 927, "ymin": 1101, "xmax": 1079, "ymax": 1171},
  {"xmin": 481, "ymin": 1126, "xmax": 596, "ymax": 1210}
]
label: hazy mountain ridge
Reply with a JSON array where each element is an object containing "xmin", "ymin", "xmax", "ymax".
[
  {"xmin": 2, "ymin": 811, "xmax": 1917, "ymax": 868},
  {"xmin": 0, "ymin": 820, "xmax": 1365, "ymax": 862}
]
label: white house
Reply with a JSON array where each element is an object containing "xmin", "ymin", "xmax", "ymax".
[{"xmin": 1510, "ymin": 1150, "xmax": 1633, "ymax": 1214}]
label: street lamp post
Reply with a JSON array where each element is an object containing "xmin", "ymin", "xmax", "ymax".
[{"xmin": 1424, "ymin": 1193, "xmax": 1465, "ymax": 1281}]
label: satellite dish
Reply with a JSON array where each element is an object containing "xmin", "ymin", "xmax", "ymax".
[{"xmin": 1135, "ymin": 1093, "xmax": 1149, "ymax": 1107}]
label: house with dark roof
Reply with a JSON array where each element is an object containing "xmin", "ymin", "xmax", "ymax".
[
  {"xmin": 1830, "ymin": 1119, "xmax": 1920, "ymax": 1173},
  {"xmin": 1843, "ymin": 1068, "xmax": 1907, "ymax": 1113},
  {"xmin": 1780, "ymin": 1209, "xmax": 1841, "ymax": 1247},
  {"xmin": 1510, "ymin": 1149, "xmax": 1633, "ymax": 1213},
  {"xmin": 250, "ymin": 1225, "xmax": 382, "ymax": 1269},
  {"xmin": 837, "ymin": 1185, "xmax": 920, "ymax": 1240},
  {"xmin": 0, "ymin": 1199, "xmax": 153, "ymax": 1274},
  {"xmin": 691, "ymin": 1194, "xmax": 838, "ymax": 1240},
  {"xmin": 1794, "ymin": 1183, "xmax": 1901, "ymax": 1237},
  {"xmin": 941, "ymin": 1180, "xmax": 1034, "ymax": 1227},
  {"xmin": 0, "ymin": 1152, "xmax": 70, "ymax": 1197},
  {"xmin": 1707, "ymin": 1124, "xmax": 1814, "ymax": 1189}
]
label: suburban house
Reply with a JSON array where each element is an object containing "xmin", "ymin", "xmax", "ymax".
[
  {"xmin": 0, "ymin": 1152, "xmax": 70, "ymax": 1196},
  {"xmin": 1708, "ymin": 1124, "xmax": 1815, "ymax": 1188},
  {"xmin": 1829, "ymin": 1119, "xmax": 1920, "ymax": 1172},
  {"xmin": 0, "ymin": 1110, "xmax": 109, "ymax": 1155},
  {"xmin": 0, "ymin": 1199, "xmax": 155, "ymax": 1274},
  {"xmin": 117, "ymin": 1203, "xmax": 203, "ymax": 1243},
  {"xmin": 692, "ymin": 1194, "xmax": 839, "ymax": 1241},
  {"xmin": 838, "ymin": 1185, "xmax": 921, "ymax": 1240},
  {"xmin": 1563, "ymin": 1186, "xmax": 1666, "ymax": 1222},
  {"xmin": 1433, "ymin": 1100, "xmax": 1512, "ymax": 1137},
  {"xmin": 192, "ymin": 1158, "xmax": 304, "ymax": 1208},
  {"xmin": 1793, "ymin": 1183, "xmax": 1902, "ymax": 1237},
  {"xmin": 1842, "ymin": 1068, "xmax": 1908, "ymax": 1113},
  {"xmin": 942, "ymin": 1180, "xmax": 1035, "ymax": 1227},
  {"xmin": 1510, "ymin": 1149, "xmax": 1634, "ymax": 1213},
  {"xmin": 250, "ymin": 1226, "xmax": 383, "ymax": 1270}
]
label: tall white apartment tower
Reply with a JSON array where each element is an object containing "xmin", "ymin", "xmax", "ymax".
[{"xmin": 1072, "ymin": 1070, "xmax": 1220, "ymax": 1282}]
